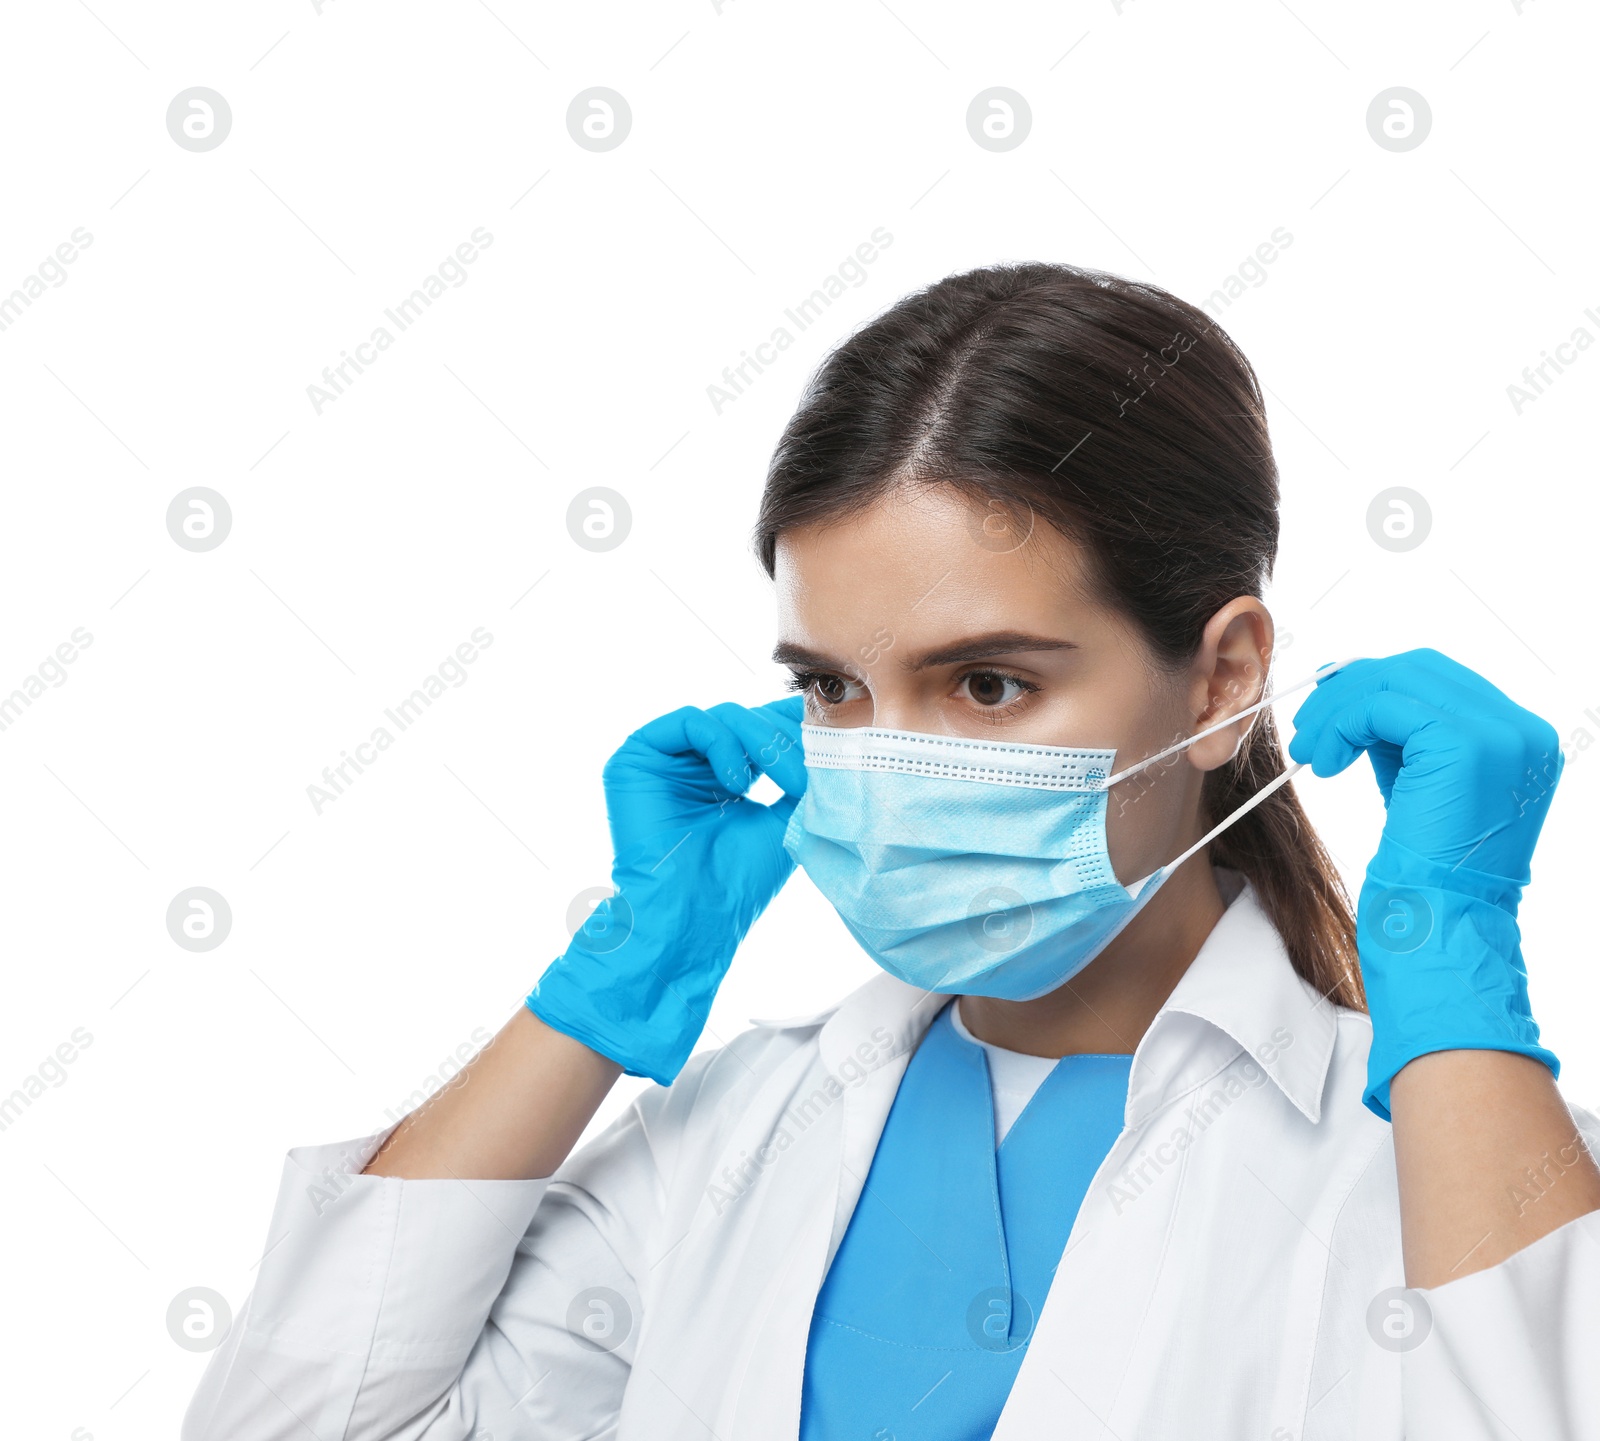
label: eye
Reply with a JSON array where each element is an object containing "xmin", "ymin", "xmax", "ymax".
[
  {"xmin": 785, "ymin": 669, "xmax": 865, "ymax": 708},
  {"xmin": 956, "ymin": 669, "xmax": 1038, "ymax": 710}
]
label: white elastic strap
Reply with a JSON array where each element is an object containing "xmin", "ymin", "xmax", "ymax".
[
  {"xmin": 1105, "ymin": 656, "xmax": 1360, "ymax": 788},
  {"xmin": 1155, "ymin": 758, "xmax": 1306, "ymax": 881}
]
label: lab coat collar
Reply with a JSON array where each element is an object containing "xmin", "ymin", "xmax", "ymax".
[
  {"xmin": 766, "ymin": 867, "xmax": 1340, "ymax": 1133},
  {"xmin": 1130, "ymin": 869, "xmax": 1341, "ymax": 1127}
]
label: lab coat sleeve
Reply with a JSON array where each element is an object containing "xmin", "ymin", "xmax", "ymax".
[
  {"xmin": 1400, "ymin": 1101, "xmax": 1600, "ymax": 1439},
  {"xmin": 180, "ymin": 1102, "xmax": 666, "ymax": 1441}
]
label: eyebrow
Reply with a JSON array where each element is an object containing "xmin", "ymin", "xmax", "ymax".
[{"xmin": 772, "ymin": 631, "xmax": 1078, "ymax": 672}]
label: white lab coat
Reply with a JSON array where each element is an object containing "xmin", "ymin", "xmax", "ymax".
[{"xmin": 183, "ymin": 872, "xmax": 1600, "ymax": 1439}]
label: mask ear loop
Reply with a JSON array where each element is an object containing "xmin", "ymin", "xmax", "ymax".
[
  {"xmin": 1107, "ymin": 656, "xmax": 1361, "ymax": 897},
  {"xmin": 1104, "ymin": 656, "xmax": 1360, "ymax": 788},
  {"xmin": 1146, "ymin": 755, "xmax": 1306, "ymax": 886}
]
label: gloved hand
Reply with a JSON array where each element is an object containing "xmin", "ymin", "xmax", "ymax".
[
  {"xmin": 526, "ymin": 696, "xmax": 807, "ymax": 1086},
  {"xmin": 1287, "ymin": 649, "xmax": 1564, "ymax": 1121}
]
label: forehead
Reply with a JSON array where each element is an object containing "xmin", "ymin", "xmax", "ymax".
[{"xmin": 771, "ymin": 483, "xmax": 1107, "ymax": 650}]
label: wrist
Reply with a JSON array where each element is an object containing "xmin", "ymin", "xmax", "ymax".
[
  {"xmin": 1356, "ymin": 856, "xmax": 1556, "ymax": 1122},
  {"xmin": 526, "ymin": 953, "xmax": 704, "ymax": 1088},
  {"xmin": 526, "ymin": 903, "xmax": 731, "ymax": 1087},
  {"xmin": 1367, "ymin": 832, "xmax": 1526, "ymax": 912}
]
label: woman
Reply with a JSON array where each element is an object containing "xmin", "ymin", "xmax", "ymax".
[{"xmin": 183, "ymin": 264, "xmax": 1600, "ymax": 1440}]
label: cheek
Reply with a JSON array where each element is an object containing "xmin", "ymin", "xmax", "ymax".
[{"xmin": 1100, "ymin": 752, "xmax": 1197, "ymax": 883}]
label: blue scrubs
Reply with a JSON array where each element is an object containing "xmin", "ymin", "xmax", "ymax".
[{"xmin": 799, "ymin": 1000, "xmax": 1132, "ymax": 1438}]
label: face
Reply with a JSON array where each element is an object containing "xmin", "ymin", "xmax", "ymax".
[{"xmin": 772, "ymin": 483, "xmax": 1273, "ymax": 884}]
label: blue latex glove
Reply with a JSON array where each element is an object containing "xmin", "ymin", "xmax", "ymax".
[
  {"xmin": 1287, "ymin": 649, "xmax": 1564, "ymax": 1121},
  {"xmin": 526, "ymin": 696, "xmax": 807, "ymax": 1086}
]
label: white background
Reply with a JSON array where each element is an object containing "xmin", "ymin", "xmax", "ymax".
[{"xmin": 3, "ymin": 0, "xmax": 1597, "ymax": 1433}]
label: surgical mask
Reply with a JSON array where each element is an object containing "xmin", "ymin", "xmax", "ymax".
[{"xmin": 781, "ymin": 659, "xmax": 1351, "ymax": 1001}]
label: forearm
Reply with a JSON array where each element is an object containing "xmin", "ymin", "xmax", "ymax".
[
  {"xmin": 364, "ymin": 1004, "xmax": 623, "ymax": 1181},
  {"xmin": 1391, "ymin": 1047, "xmax": 1600, "ymax": 1288}
]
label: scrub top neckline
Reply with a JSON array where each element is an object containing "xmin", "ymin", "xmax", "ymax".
[
  {"xmin": 946, "ymin": 995, "xmax": 1135, "ymax": 1061},
  {"xmin": 945, "ymin": 997, "xmax": 1134, "ymax": 1147}
]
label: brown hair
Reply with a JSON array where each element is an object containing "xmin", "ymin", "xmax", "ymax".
[{"xmin": 752, "ymin": 261, "xmax": 1363, "ymax": 1011}]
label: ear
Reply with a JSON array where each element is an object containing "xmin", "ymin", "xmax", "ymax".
[{"xmin": 1183, "ymin": 599, "xmax": 1275, "ymax": 773}]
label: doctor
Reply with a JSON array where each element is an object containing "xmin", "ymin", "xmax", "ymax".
[{"xmin": 184, "ymin": 262, "xmax": 1600, "ymax": 1440}]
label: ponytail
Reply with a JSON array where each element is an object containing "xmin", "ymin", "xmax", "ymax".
[{"xmin": 1205, "ymin": 709, "xmax": 1365, "ymax": 1009}]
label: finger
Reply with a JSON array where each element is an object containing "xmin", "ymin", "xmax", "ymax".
[
  {"xmin": 1385, "ymin": 652, "xmax": 1522, "ymax": 727},
  {"xmin": 1394, "ymin": 646, "xmax": 1519, "ymax": 712},
  {"xmin": 1288, "ymin": 654, "xmax": 1457, "ymax": 760},
  {"xmin": 707, "ymin": 700, "xmax": 808, "ymax": 799},
  {"xmin": 1396, "ymin": 649, "xmax": 1561, "ymax": 761},
  {"xmin": 1288, "ymin": 656, "xmax": 1391, "ymax": 760},
  {"xmin": 629, "ymin": 702, "xmax": 808, "ymax": 802},
  {"xmin": 750, "ymin": 694, "xmax": 809, "ymax": 781},
  {"xmin": 1365, "ymin": 741, "xmax": 1403, "ymax": 799},
  {"xmin": 1289, "ymin": 653, "xmax": 1509, "ymax": 766},
  {"xmin": 1304, "ymin": 690, "xmax": 1454, "ymax": 778},
  {"xmin": 627, "ymin": 706, "xmax": 758, "ymax": 800},
  {"xmin": 748, "ymin": 693, "xmax": 805, "ymax": 736}
]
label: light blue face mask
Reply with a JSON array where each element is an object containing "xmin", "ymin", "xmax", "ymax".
[{"xmin": 782, "ymin": 661, "xmax": 1350, "ymax": 1001}]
